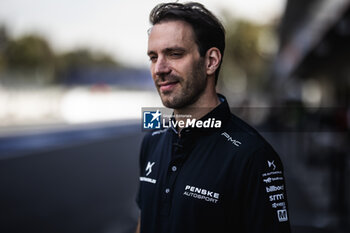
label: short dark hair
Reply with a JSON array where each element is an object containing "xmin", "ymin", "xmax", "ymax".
[{"xmin": 149, "ymin": 2, "xmax": 225, "ymax": 84}]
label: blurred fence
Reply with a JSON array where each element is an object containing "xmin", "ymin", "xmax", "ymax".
[{"xmin": 0, "ymin": 86, "xmax": 161, "ymax": 126}]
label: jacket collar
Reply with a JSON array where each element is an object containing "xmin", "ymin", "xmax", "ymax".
[{"xmin": 169, "ymin": 93, "xmax": 231, "ymax": 138}]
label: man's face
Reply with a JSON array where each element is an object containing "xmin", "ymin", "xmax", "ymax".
[{"xmin": 147, "ymin": 20, "xmax": 207, "ymax": 109}]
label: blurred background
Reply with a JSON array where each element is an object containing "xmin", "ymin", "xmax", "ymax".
[{"xmin": 0, "ymin": 0, "xmax": 349, "ymax": 232}]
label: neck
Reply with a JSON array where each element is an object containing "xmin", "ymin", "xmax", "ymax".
[{"xmin": 173, "ymin": 87, "xmax": 220, "ymax": 132}]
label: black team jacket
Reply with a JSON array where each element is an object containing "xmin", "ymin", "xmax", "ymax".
[{"xmin": 137, "ymin": 94, "xmax": 291, "ymax": 233}]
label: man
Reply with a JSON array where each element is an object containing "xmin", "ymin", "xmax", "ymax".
[{"xmin": 136, "ymin": 2, "xmax": 291, "ymax": 233}]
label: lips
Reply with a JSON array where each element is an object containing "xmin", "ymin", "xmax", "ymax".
[{"xmin": 158, "ymin": 81, "xmax": 179, "ymax": 92}]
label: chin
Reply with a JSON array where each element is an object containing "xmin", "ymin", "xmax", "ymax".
[
  {"xmin": 159, "ymin": 97, "xmax": 174, "ymax": 109},
  {"xmin": 159, "ymin": 92, "xmax": 185, "ymax": 109},
  {"xmin": 159, "ymin": 92, "xmax": 172, "ymax": 105},
  {"xmin": 160, "ymin": 98, "xmax": 173, "ymax": 108},
  {"xmin": 162, "ymin": 99, "xmax": 186, "ymax": 109}
]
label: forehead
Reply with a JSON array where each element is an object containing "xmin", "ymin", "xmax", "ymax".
[{"xmin": 148, "ymin": 20, "xmax": 197, "ymax": 51}]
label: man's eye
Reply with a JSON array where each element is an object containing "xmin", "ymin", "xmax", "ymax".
[
  {"xmin": 170, "ymin": 53, "xmax": 182, "ymax": 58},
  {"xmin": 149, "ymin": 56, "xmax": 157, "ymax": 62}
]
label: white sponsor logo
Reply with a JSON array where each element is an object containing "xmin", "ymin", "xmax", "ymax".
[
  {"xmin": 145, "ymin": 161, "xmax": 155, "ymax": 176},
  {"xmin": 277, "ymin": 209, "xmax": 288, "ymax": 222},
  {"xmin": 263, "ymin": 177, "xmax": 284, "ymax": 184},
  {"xmin": 272, "ymin": 202, "xmax": 286, "ymax": 209},
  {"xmin": 221, "ymin": 132, "xmax": 241, "ymax": 147},
  {"xmin": 268, "ymin": 160, "xmax": 276, "ymax": 170},
  {"xmin": 266, "ymin": 185, "xmax": 284, "ymax": 193},
  {"xmin": 183, "ymin": 185, "xmax": 220, "ymax": 203},
  {"xmin": 139, "ymin": 177, "xmax": 157, "ymax": 184},
  {"xmin": 262, "ymin": 170, "xmax": 282, "ymax": 177},
  {"xmin": 151, "ymin": 129, "xmax": 167, "ymax": 136},
  {"xmin": 269, "ymin": 193, "xmax": 284, "ymax": 201}
]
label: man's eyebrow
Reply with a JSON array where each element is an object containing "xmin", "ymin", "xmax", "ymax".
[
  {"xmin": 147, "ymin": 47, "xmax": 186, "ymax": 56},
  {"xmin": 147, "ymin": 50, "xmax": 156, "ymax": 56},
  {"xmin": 164, "ymin": 47, "xmax": 186, "ymax": 53}
]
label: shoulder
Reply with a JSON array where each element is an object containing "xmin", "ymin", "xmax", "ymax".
[
  {"xmin": 218, "ymin": 114, "xmax": 286, "ymax": 183},
  {"xmin": 141, "ymin": 128, "xmax": 169, "ymax": 148},
  {"xmin": 139, "ymin": 128, "xmax": 170, "ymax": 161},
  {"xmin": 223, "ymin": 113, "xmax": 266, "ymax": 148},
  {"xmin": 223, "ymin": 112, "xmax": 281, "ymax": 165}
]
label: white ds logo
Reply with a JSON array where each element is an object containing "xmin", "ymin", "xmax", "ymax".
[
  {"xmin": 145, "ymin": 161, "xmax": 155, "ymax": 176},
  {"xmin": 268, "ymin": 160, "xmax": 276, "ymax": 170}
]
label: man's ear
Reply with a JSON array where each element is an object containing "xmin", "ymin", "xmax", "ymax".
[{"xmin": 205, "ymin": 47, "xmax": 221, "ymax": 76}]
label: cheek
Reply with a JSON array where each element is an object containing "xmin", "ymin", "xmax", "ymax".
[
  {"xmin": 172, "ymin": 60, "xmax": 192, "ymax": 76},
  {"xmin": 150, "ymin": 64, "xmax": 156, "ymax": 79},
  {"xmin": 181, "ymin": 59, "xmax": 203, "ymax": 78},
  {"xmin": 150, "ymin": 63, "xmax": 154, "ymax": 73}
]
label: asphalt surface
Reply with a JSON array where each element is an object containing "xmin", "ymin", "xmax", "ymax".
[{"xmin": 0, "ymin": 122, "xmax": 142, "ymax": 233}]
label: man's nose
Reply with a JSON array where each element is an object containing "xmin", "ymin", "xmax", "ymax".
[{"xmin": 154, "ymin": 57, "xmax": 171, "ymax": 76}]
